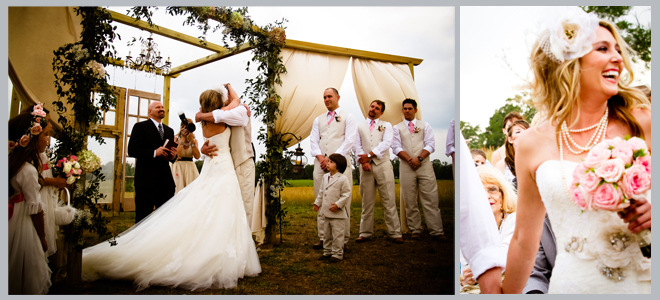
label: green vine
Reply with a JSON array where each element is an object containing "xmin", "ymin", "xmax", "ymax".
[
  {"xmin": 51, "ymin": 7, "xmax": 120, "ymax": 250},
  {"xmin": 128, "ymin": 6, "xmax": 289, "ymax": 240}
]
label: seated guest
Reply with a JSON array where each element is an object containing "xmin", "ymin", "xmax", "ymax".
[
  {"xmin": 460, "ymin": 166, "xmax": 517, "ymax": 293},
  {"xmin": 470, "ymin": 149, "xmax": 488, "ymax": 167},
  {"xmin": 495, "ymin": 120, "xmax": 530, "ymax": 187}
]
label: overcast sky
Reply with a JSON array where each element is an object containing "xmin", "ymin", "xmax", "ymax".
[
  {"xmin": 460, "ymin": 6, "xmax": 651, "ymax": 130},
  {"xmin": 59, "ymin": 6, "xmax": 455, "ymax": 167}
]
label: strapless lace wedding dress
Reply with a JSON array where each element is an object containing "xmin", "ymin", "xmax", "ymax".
[
  {"xmin": 82, "ymin": 128, "xmax": 261, "ymax": 291},
  {"xmin": 536, "ymin": 160, "xmax": 651, "ymax": 294}
]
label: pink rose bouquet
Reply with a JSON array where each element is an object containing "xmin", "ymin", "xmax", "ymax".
[
  {"xmin": 54, "ymin": 155, "xmax": 84, "ymax": 185},
  {"xmin": 570, "ymin": 136, "xmax": 651, "ymax": 212}
]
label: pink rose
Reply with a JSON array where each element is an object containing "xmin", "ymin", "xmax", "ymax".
[
  {"xmin": 35, "ymin": 117, "xmax": 41, "ymax": 124},
  {"xmin": 572, "ymin": 162, "xmax": 589, "ymax": 183},
  {"xmin": 30, "ymin": 124, "xmax": 42, "ymax": 135},
  {"xmin": 592, "ymin": 183, "xmax": 624, "ymax": 211},
  {"xmin": 19, "ymin": 135, "xmax": 30, "ymax": 147},
  {"xmin": 33, "ymin": 108, "xmax": 47, "ymax": 118},
  {"xmin": 626, "ymin": 137, "xmax": 648, "ymax": 153},
  {"xmin": 611, "ymin": 142, "xmax": 633, "ymax": 165},
  {"xmin": 583, "ymin": 145, "xmax": 611, "ymax": 168},
  {"xmin": 579, "ymin": 170, "xmax": 601, "ymax": 192},
  {"xmin": 620, "ymin": 164, "xmax": 651, "ymax": 200},
  {"xmin": 633, "ymin": 155, "xmax": 651, "ymax": 174},
  {"xmin": 8, "ymin": 140, "xmax": 17, "ymax": 149},
  {"xmin": 594, "ymin": 158, "xmax": 625, "ymax": 183},
  {"xmin": 70, "ymin": 155, "xmax": 78, "ymax": 161},
  {"xmin": 570, "ymin": 185, "xmax": 592, "ymax": 210}
]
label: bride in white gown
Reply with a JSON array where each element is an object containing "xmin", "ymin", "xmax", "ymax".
[
  {"xmin": 81, "ymin": 89, "xmax": 260, "ymax": 291},
  {"xmin": 501, "ymin": 8, "xmax": 651, "ymax": 294}
]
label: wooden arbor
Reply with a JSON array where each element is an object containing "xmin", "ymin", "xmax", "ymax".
[{"xmin": 106, "ymin": 9, "xmax": 424, "ymax": 126}]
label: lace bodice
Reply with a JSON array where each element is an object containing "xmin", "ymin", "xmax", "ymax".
[
  {"xmin": 203, "ymin": 128, "xmax": 231, "ymax": 154},
  {"xmin": 536, "ymin": 160, "xmax": 651, "ymax": 294}
]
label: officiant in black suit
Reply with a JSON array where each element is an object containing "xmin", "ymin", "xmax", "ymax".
[{"xmin": 128, "ymin": 100, "xmax": 177, "ymax": 223}]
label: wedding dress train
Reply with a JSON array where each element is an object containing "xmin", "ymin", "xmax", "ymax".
[{"xmin": 81, "ymin": 128, "xmax": 261, "ymax": 291}]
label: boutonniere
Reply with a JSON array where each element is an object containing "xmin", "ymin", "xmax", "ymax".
[
  {"xmin": 335, "ymin": 115, "xmax": 342, "ymax": 122},
  {"xmin": 413, "ymin": 127, "xmax": 421, "ymax": 134},
  {"xmin": 377, "ymin": 125, "xmax": 385, "ymax": 132}
]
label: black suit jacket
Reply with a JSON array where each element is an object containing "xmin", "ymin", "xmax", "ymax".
[{"xmin": 128, "ymin": 119, "xmax": 176, "ymax": 193}]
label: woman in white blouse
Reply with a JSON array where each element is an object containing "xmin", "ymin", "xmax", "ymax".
[{"xmin": 460, "ymin": 166, "xmax": 517, "ymax": 293}]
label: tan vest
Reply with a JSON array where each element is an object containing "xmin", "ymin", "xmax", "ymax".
[
  {"xmin": 317, "ymin": 109, "xmax": 349, "ymax": 157},
  {"xmin": 396, "ymin": 120, "xmax": 426, "ymax": 157},
  {"xmin": 357, "ymin": 119, "xmax": 390, "ymax": 165},
  {"xmin": 229, "ymin": 118, "xmax": 253, "ymax": 168}
]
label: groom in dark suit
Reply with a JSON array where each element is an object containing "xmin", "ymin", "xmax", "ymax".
[{"xmin": 128, "ymin": 100, "xmax": 177, "ymax": 223}]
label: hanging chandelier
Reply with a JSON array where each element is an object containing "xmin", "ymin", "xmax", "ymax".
[{"xmin": 125, "ymin": 33, "xmax": 171, "ymax": 74}]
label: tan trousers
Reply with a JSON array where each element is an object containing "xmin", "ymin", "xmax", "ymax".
[
  {"xmin": 314, "ymin": 158, "xmax": 352, "ymax": 241},
  {"xmin": 323, "ymin": 217, "xmax": 346, "ymax": 259},
  {"xmin": 359, "ymin": 161, "xmax": 402, "ymax": 238},
  {"xmin": 236, "ymin": 159, "xmax": 256, "ymax": 227},
  {"xmin": 399, "ymin": 160, "xmax": 444, "ymax": 236}
]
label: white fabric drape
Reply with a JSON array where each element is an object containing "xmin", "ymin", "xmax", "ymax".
[
  {"xmin": 275, "ymin": 48, "xmax": 351, "ymax": 147},
  {"xmin": 8, "ymin": 7, "xmax": 82, "ymax": 114},
  {"xmin": 351, "ymin": 58, "xmax": 422, "ymax": 125},
  {"xmin": 251, "ymin": 178, "xmax": 267, "ymax": 244}
]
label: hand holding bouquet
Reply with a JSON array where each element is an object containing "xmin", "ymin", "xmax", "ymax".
[{"xmin": 570, "ymin": 136, "xmax": 651, "ymax": 246}]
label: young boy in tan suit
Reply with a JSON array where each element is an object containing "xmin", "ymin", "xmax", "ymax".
[{"xmin": 313, "ymin": 154, "xmax": 351, "ymax": 262}]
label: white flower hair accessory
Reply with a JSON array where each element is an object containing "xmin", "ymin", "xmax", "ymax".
[
  {"xmin": 539, "ymin": 7, "xmax": 600, "ymax": 64},
  {"xmin": 211, "ymin": 84, "xmax": 229, "ymax": 103}
]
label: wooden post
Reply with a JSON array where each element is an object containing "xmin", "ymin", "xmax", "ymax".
[
  {"xmin": 408, "ymin": 62, "xmax": 415, "ymax": 80},
  {"xmin": 162, "ymin": 75, "xmax": 171, "ymax": 125}
]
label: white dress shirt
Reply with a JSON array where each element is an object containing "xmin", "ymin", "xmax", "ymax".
[
  {"xmin": 391, "ymin": 119, "xmax": 435, "ymax": 156},
  {"xmin": 354, "ymin": 118, "xmax": 393, "ymax": 158},
  {"xmin": 445, "ymin": 118, "xmax": 455, "ymax": 157},
  {"xmin": 459, "ymin": 132, "xmax": 506, "ymax": 279},
  {"xmin": 211, "ymin": 105, "xmax": 249, "ymax": 127},
  {"xmin": 309, "ymin": 107, "xmax": 357, "ymax": 157}
]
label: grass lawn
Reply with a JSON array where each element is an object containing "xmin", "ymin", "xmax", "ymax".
[{"xmin": 49, "ymin": 180, "xmax": 454, "ymax": 295}]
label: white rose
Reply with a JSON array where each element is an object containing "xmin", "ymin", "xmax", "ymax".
[
  {"xmin": 545, "ymin": 7, "xmax": 600, "ymax": 62},
  {"xmin": 63, "ymin": 162, "xmax": 72, "ymax": 174},
  {"xmin": 66, "ymin": 176, "xmax": 76, "ymax": 185},
  {"xmin": 74, "ymin": 162, "xmax": 81, "ymax": 169}
]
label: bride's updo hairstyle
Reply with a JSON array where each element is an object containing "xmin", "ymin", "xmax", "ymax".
[
  {"xmin": 529, "ymin": 19, "xmax": 650, "ymax": 143},
  {"xmin": 199, "ymin": 89, "xmax": 227, "ymax": 126}
]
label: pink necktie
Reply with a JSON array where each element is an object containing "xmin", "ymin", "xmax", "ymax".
[
  {"xmin": 408, "ymin": 121, "xmax": 415, "ymax": 134},
  {"xmin": 369, "ymin": 120, "xmax": 375, "ymax": 132},
  {"xmin": 328, "ymin": 111, "xmax": 336, "ymax": 125}
]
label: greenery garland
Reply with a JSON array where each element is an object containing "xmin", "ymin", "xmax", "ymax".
[
  {"xmin": 51, "ymin": 7, "xmax": 119, "ymax": 250},
  {"xmin": 128, "ymin": 6, "xmax": 289, "ymax": 241}
]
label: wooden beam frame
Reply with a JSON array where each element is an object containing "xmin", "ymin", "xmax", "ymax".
[
  {"xmin": 168, "ymin": 42, "xmax": 254, "ymax": 76},
  {"xmin": 108, "ymin": 9, "xmax": 227, "ymax": 53},
  {"xmin": 284, "ymin": 39, "xmax": 423, "ymax": 66}
]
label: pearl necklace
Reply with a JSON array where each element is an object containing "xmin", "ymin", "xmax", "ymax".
[
  {"xmin": 560, "ymin": 107, "xmax": 609, "ymax": 155},
  {"xmin": 559, "ymin": 111, "xmax": 609, "ymax": 196}
]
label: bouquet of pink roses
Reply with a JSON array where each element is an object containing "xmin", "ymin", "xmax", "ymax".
[
  {"xmin": 54, "ymin": 155, "xmax": 84, "ymax": 185},
  {"xmin": 570, "ymin": 136, "xmax": 651, "ymax": 212}
]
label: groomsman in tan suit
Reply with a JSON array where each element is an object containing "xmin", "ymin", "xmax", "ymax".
[
  {"xmin": 196, "ymin": 83, "xmax": 255, "ymax": 226},
  {"xmin": 392, "ymin": 98, "xmax": 445, "ymax": 240},
  {"xmin": 354, "ymin": 100, "xmax": 403, "ymax": 244},
  {"xmin": 309, "ymin": 87, "xmax": 357, "ymax": 249}
]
